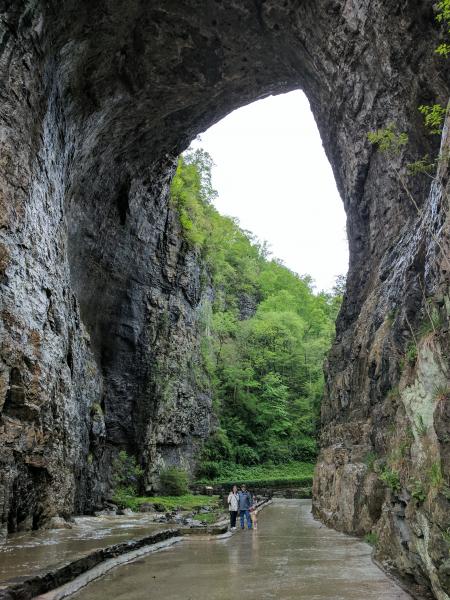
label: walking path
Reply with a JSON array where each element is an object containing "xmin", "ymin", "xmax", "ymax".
[{"xmin": 70, "ymin": 499, "xmax": 411, "ymax": 600}]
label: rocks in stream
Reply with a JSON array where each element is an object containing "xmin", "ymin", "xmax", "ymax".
[
  {"xmin": 117, "ymin": 508, "xmax": 134, "ymax": 516},
  {"xmin": 94, "ymin": 510, "xmax": 118, "ymax": 518},
  {"xmin": 138, "ymin": 503, "xmax": 156, "ymax": 513},
  {"xmin": 42, "ymin": 517, "xmax": 73, "ymax": 530},
  {"xmin": 183, "ymin": 518, "xmax": 205, "ymax": 528},
  {"xmin": 0, "ymin": 1, "xmax": 448, "ymax": 597}
]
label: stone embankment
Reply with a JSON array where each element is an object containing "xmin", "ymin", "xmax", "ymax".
[{"xmin": 194, "ymin": 483, "xmax": 311, "ymax": 500}]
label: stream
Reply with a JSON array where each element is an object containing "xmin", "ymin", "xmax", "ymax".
[
  {"xmin": 69, "ymin": 500, "xmax": 411, "ymax": 600},
  {"xmin": 0, "ymin": 514, "xmax": 172, "ymax": 583}
]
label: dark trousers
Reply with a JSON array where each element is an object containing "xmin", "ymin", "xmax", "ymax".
[{"xmin": 230, "ymin": 511, "xmax": 238, "ymax": 528}]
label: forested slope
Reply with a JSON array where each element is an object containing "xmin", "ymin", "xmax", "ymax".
[{"xmin": 170, "ymin": 150, "xmax": 343, "ymax": 484}]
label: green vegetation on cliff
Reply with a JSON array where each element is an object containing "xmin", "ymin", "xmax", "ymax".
[{"xmin": 171, "ymin": 149, "xmax": 343, "ymax": 483}]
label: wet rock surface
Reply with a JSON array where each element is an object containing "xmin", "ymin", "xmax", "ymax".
[{"xmin": 0, "ymin": 1, "xmax": 449, "ymax": 597}]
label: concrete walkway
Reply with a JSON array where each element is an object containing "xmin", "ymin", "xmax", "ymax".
[{"xmin": 70, "ymin": 500, "xmax": 412, "ymax": 600}]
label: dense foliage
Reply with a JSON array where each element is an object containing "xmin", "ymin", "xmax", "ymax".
[
  {"xmin": 171, "ymin": 150, "xmax": 343, "ymax": 482},
  {"xmin": 159, "ymin": 466, "xmax": 189, "ymax": 496},
  {"xmin": 195, "ymin": 460, "xmax": 315, "ymax": 490},
  {"xmin": 112, "ymin": 450, "xmax": 144, "ymax": 496}
]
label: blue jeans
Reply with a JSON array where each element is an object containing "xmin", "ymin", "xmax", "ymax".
[{"xmin": 240, "ymin": 509, "xmax": 252, "ymax": 529}]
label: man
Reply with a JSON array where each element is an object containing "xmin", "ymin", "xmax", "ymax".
[{"xmin": 238, "ymin": 484, "xmax": 253, "ymax": 530}]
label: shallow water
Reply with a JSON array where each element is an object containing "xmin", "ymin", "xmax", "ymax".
[
  {"xmin": 71, "ymin": 500, "xmax": 411, "ymax": 600},
  {"xmin": 0, "ymin": 514, "xmax": 172, "ymax": 582}
]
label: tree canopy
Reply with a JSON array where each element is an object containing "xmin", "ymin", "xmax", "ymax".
[{"xmin": 170, "ymin": 150, "xmax": 344, "ymax": 479}]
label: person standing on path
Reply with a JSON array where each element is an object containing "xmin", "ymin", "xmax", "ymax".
[
  {"xmin": 238, "ymin": 484, "xmax": 253, "ymax": 530},
  {"xmin": 227, "ymin": 484, "xmax": 239, "ymax": 530}
]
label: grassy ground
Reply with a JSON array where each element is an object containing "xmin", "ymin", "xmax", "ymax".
[
  {"xmin": 113, "ymin": 492, "xmax": 221, "ymax": 512},
  {"xmin": 195, "ymin": 461, "xmax": 315, "ymax": 489},
  {"xmin": 194, "ymin": 511, "xmax": 222, "ymax": 523}
]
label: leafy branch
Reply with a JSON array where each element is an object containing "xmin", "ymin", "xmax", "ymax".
[
  {"xmin": 418, "ymin": 104, "xmax": 448, "ymax": 135},
  {"xmin": 436, "ymin": 0, "xmax": 450, "ymax": 57}
]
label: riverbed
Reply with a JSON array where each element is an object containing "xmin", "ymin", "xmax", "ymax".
[
  {"xmin": 0, "ymin": 513, "xmax": 173, "ymax": 583},
  {"xmin": 70, "ymin": 500, "xmax": 411, "ymax": 600}
]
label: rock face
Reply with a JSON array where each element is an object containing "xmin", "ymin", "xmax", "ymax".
[
  {"xmin": 314, "ymin": 116, "xmax": 450, "ymax": 599},
  {"xmin": 0, "ymin": 0, "xmax": 448, "ymax": 596}
]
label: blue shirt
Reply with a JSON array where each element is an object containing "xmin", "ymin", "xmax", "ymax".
[{"xmin": 238, "ymin": 490, "xmax": 252, "ymax": 511}]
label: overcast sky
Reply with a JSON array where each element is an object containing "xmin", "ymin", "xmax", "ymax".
[{"xmin": 190, "ymin": 90, "xmax": 348, "ymax": 292}]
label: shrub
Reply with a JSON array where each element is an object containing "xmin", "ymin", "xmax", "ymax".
[
  {"xmin": 387, "ymin": 308, "xmax": 398, "ymax": 324},
  {"xmin": 409, "ymin": 479, "xmax": 427, "ymax": 503},
  {"xmin": 418, "ymin": 306, "xmax": 444, "ymax": 337},
  {"xmin": 434, "ymin": 384, "xmax": 450, "ymax": 403},
  {"xmin": 418, "ymin": 104, "xmax": 447, "ymax": 134},
  {"xmin": 196, "ymin": 460, "xmax": 221, "ymax": 480},
  {"xmin": 259, "ymin": 441, "xmax": 291, "ymax": 464},
  {"xmin": 428, "ymin": 461, "xmax": 443, "ymax": 490},
  {"xmin": 112, "ymin": 450, "xmax": 143, "ymax": 494},
  {"xmin": 380, "ymin": 467, "xmax": 401, "ymax": 493},
  {"xmin": 90, "ymin": 402, "xmax": 104, "ymax": 416},
  {"xmin": 400, "ymin": 440, "xmax": 410, "ymax": 457},
  {"xmin": 214, "ymin": 476, "xmax": 313, "ymax": 489},
  {"xmin": 386, "ymin": 386, "xmax": 400, "ymax": 402},
  {"xmin": 235, "ymin": 445, "xmax": 260, "ymax": 465},
  {"xmin": 364, "ymin": 532, "xmax": 379, "ymax": 546},
  {"xmin": 201, "ymin": 429, "xmax": 235, "ymax": 462},
  {"xmin": 364, "ymin": 451, "xmax": 377, "ymax": 472},
  {"xmin": 113, "ymin": 487, "xmax": 140, "ymax": 510},
  {"xmin": 159, "ymin": 466, "xmax": 189, "ymax": 496},
  {"xmin": 406, "ymin": 343, "xmax": 417, "ymax": 366},
  {"xmin": 367, "ymin": 124, "xmax": 408, "ymax": 155},
  {"xmin": 416, "ymin": 415, "xmax": 428, "ymax": 437},
  {"xmin": 442, "ymin": 485, "xmax": 450, "ymax": 501},
  {"xmin": 443, "ymin": 528, "xmax": 450, "ymax": 545},
  {"xmin": 289, "ymin": 438, "xmax": 318, "ymax": 462}
]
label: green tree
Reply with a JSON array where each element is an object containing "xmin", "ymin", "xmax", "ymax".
[{"xmin": 170, "ymin": 150, "xmax": 343, "ymax": 475}]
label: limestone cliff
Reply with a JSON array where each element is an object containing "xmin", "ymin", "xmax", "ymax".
[
  {"xmin": 0, "ymin": 1, "xmax": 449, "ymax": 597},
  {"xmin": 313, "ymin": 112, "xmax": 450, "ymax": 600}
]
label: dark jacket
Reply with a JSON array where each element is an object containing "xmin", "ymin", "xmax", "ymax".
[{"xmin": 238, "ymin": 490, "xmax": 252, "ymax": 511}]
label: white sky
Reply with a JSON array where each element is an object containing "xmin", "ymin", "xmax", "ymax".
[{"xmin": 190, "ymin": 90, "xmax": 348, "ymax": 292}]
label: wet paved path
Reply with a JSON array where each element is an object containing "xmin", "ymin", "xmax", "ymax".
[
  {"xmin": 0, "ymin": 514, "xmax": 172, "ymax": 583},
  {"xmin": 72, "ymin": 500, "xmax": 411, "ymax": 600}
]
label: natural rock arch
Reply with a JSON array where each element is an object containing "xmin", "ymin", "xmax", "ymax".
[{"xmin": 0, "ymin": 0, "xmax": 449, "ymax": 596}]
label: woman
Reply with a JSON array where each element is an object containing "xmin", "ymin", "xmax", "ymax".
[{"xmin": 227, "ymin": 484, "xmax": 239, "ymax": 530}]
